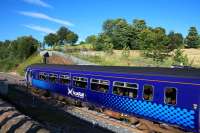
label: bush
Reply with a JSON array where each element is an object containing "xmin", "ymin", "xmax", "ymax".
[
  {"xmin": 104, "ymin": 43, "xmax": 113, "ymax": 55},
  {"xmin": 172, "ymin": 48, "xmax": 189, "ymax": 66},
  {"xmin": 122, "ymin": 45, "xmax": 130, "ymax": 58}
]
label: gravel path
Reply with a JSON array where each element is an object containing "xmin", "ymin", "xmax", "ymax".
[{"xmin": 40, "ymin": 50, "xmax": 97, "ymax": 65}]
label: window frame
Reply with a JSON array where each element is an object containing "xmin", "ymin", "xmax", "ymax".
[
  {"xmin": 142, "ymin": 84, "xmax": 154, "ymax": 101},
  {"xmin": 90, "ymin": 78, "xmax": 110, "ymax": 93},
  {"xmin": 49, "ymin": 73, "xmax": 58, "ymax": 83},
  {"xmin": 59, "ymin": 74, "xmax": 71, "ymax": 85},
  {"xmin": 112, "ymin": 81, "xmax": 139, "ymax": 99},
  {"xmin": 73, "ymin": 76, "xmax": 88, "ymax": 89},
  {"xmin": 164, "ymin": 87, "xmax": 177, "ymax": 106},
  {"xmin": 113, "ymin": 81, "xmax": 125, "ymax": 87}
]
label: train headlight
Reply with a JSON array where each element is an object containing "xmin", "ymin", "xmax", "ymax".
[{"xmin": 193, "ymin": 104, "xmax": 198, "ymax": 109}]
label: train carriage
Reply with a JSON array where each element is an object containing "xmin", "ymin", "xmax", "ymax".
[{"xmin": 25, "ymin": 64, "xmax": 200, "ymax": 132}]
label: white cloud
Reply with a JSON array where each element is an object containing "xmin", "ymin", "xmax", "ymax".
[
  {"xmin": 23, "ymin": 0, "xmax": 52, "ymax": 8},
  {"xmin": 24, "ymin": 24, "xmax": 56, "ymax": 34},
  {"xmin": 19, "ymin": 11, "xmax": 74, "ymax": 27}
]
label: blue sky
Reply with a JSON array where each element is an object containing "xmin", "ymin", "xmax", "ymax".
[{"xmin": 0, "ymin": 0, "xmax": 199, "ymax": 42}]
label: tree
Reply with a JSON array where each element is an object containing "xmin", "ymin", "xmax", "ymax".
[
  {"xmin": 115, "ymin": 24, "xmax": 137, "ymax": 49},
  {"xmin": 139, "ymin": 27, "xmax": 171, "ymax": 63},
  {"xmin": 104, "ymin": 42, "xmax": 113, "ymax": 55},
  {"xmin": 85, "ymin": 35, "xmax": 97, "ymax": 44},
  {"xmin": 0, "ymin": 36, "xmax": 39, "ymax": 72},
  {"xmin": 168, "ymin": 31, "xmax": 184, "ymax": 50},
  {"xmin": 0, "ymin": 41, "xmax": 10, "ymax": 60},
  {"xmin": 65, "ymin": 32, "xmax": 78, "ymax": 45},
  {"xmin": 56, "ymin": 26, "xmax": 78, "ymax": 45},
  {"xmin": 93, "ymin": 34, "xmax": 111, "ymax": 51},
  {"xmin": 57, "ymin": 26, "xmax": 70, "ymax": 44},
  {"xmin": 79, "ymin": 41, "xmax": 85, "ymax": 44},
  {"xmin": 130, "ymin": 19, "xmax": 148, "ymax": 49},
  {"xmin": 102, "ymin": 18, "xmax": 138, "ymax": 50},
  {"xmin": 44, "ymin": 33, "xmax": 59, "ymax": 47},
  {"xmin": 185, "ymin": 27, "xmax": 200, "ymax": 48},
  {"xmin": 132, "ymin": 19, "xmax": 147, "ymax": 32},
  {"xmin": 172, "ymin": 48, "xmax": 188, "ymax": 66},
  {"xmin": 16, "ymin": 36, "xmax": 39, "ymax": 60},
  {"xmin": 122, "ymin": 45, "xmax": 130, "ymax": 58},
  {"xmin": 103, "ymin": 18, "xmax": 131, "ymax": 49}
]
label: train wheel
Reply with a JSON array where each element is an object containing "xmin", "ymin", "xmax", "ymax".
[{"xmin": 75, "ymin": 100, "xmax": 82, "ymax": 107}]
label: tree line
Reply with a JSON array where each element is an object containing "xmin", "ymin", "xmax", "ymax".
[
  {"xmin": 0, "ymin": 36, "xmax": 39, "ymax": 71},
  {"xmin": 86, "ymin": 19, "xmax": 200, "ymax": 50},
  {"xmin": 85, "ymin": 18, "xmax": 200, "ymax": 63},
  {"xmin": 0, "ymin": 26, "xmax": 78, "ymax": 71}
]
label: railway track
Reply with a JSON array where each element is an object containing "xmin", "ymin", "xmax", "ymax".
[
  {"xmin": 0, "ymin": 72, "xmax": 186, "ymax": 133},
  {"xmin": 49, "ymin": 97, "xmax": 184, "ymax": 133},
  {"xmin": 68, "ymin": 106, "xmax": 143, "ymax": 133},
  {"xmin": 0, "ymin": 98, "xmax": 49, "ymax": 133},
  {"xmin": 30, "ymin": 88, "xmax": 185, "ymax": 133}
]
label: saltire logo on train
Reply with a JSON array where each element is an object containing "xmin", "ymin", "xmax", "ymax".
[{"xmin": 67, "ymin": 88, "xmax": 84, "ymax": 99}]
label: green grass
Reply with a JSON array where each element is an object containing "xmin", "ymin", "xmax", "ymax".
[{"xmin": 16, "ymin": 53, "xmax": 42, "ymax": 75}]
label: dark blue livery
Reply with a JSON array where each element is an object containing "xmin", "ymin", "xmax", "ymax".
[{"xmin": 25, "ymin": 64, "xmax": 200, "ymax": 132}]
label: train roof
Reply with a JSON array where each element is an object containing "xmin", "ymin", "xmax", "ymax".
[{"xmin": 29, "ymin": 64, "xmax": 200, "ymax": 78}]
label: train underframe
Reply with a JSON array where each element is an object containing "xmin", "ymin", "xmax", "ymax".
[{"xmin": 29, "ymin": 86, "xmax": 186, "ymax": 133}]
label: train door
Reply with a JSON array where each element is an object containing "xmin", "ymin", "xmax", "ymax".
[{"xmin": 86, "ymin": 76, "xmax": 110, "ymax": 106}]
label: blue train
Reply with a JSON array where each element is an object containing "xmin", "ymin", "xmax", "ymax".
[{"xmin": 25, "ymin": 64, "xmax": 200, "ymax": 132}]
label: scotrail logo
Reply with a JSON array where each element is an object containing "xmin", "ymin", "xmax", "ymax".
[{"xmin": 68, "ymin": 88, "xmax": 85, "ymax": 99}]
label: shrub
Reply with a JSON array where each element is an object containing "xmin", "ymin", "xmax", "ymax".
[
  {"xmin": 122, "ymin": 45, "xmax": 130, "ymax": 58},
  {"xmin": 172, "ymin": 48, "xmax": 189, "ymax": 66}
]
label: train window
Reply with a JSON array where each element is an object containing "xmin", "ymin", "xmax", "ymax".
[
  {"xmin": 39, "ymin": 72, "xmax": 48, "ymax": 81},
  {"xmin": 113, "ymin": 81, "xmax": 138, "ymax": 98},
  {"xmin": 143, "ymin": 85, "xmax": 154, "ymax": 101},
  {"xmin": 91, "ymin": 78, "xmax": 109, "ymax": 93},
  {"xmin": 73, "ymin": 76, "xmax": 88, "ymax": 88},
  {"xmin": 49, "ymin": 73, "xmax": 58, "ymax": 83},
  {"xmin": 165, "ymin": 87, "xmax": 177, "ymax": 105},
  {"xmin": 60, "ymin": 75, "xmax": 70, "ymax": 84}
]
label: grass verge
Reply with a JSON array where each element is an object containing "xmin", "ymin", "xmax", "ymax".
[
  {"xmin": 16, "ymin": 53, "xmax": 42, "ymax": 76},
  {"xmin": 69, "ymin": 51, "xmax": 173, "ymax": 67}
]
